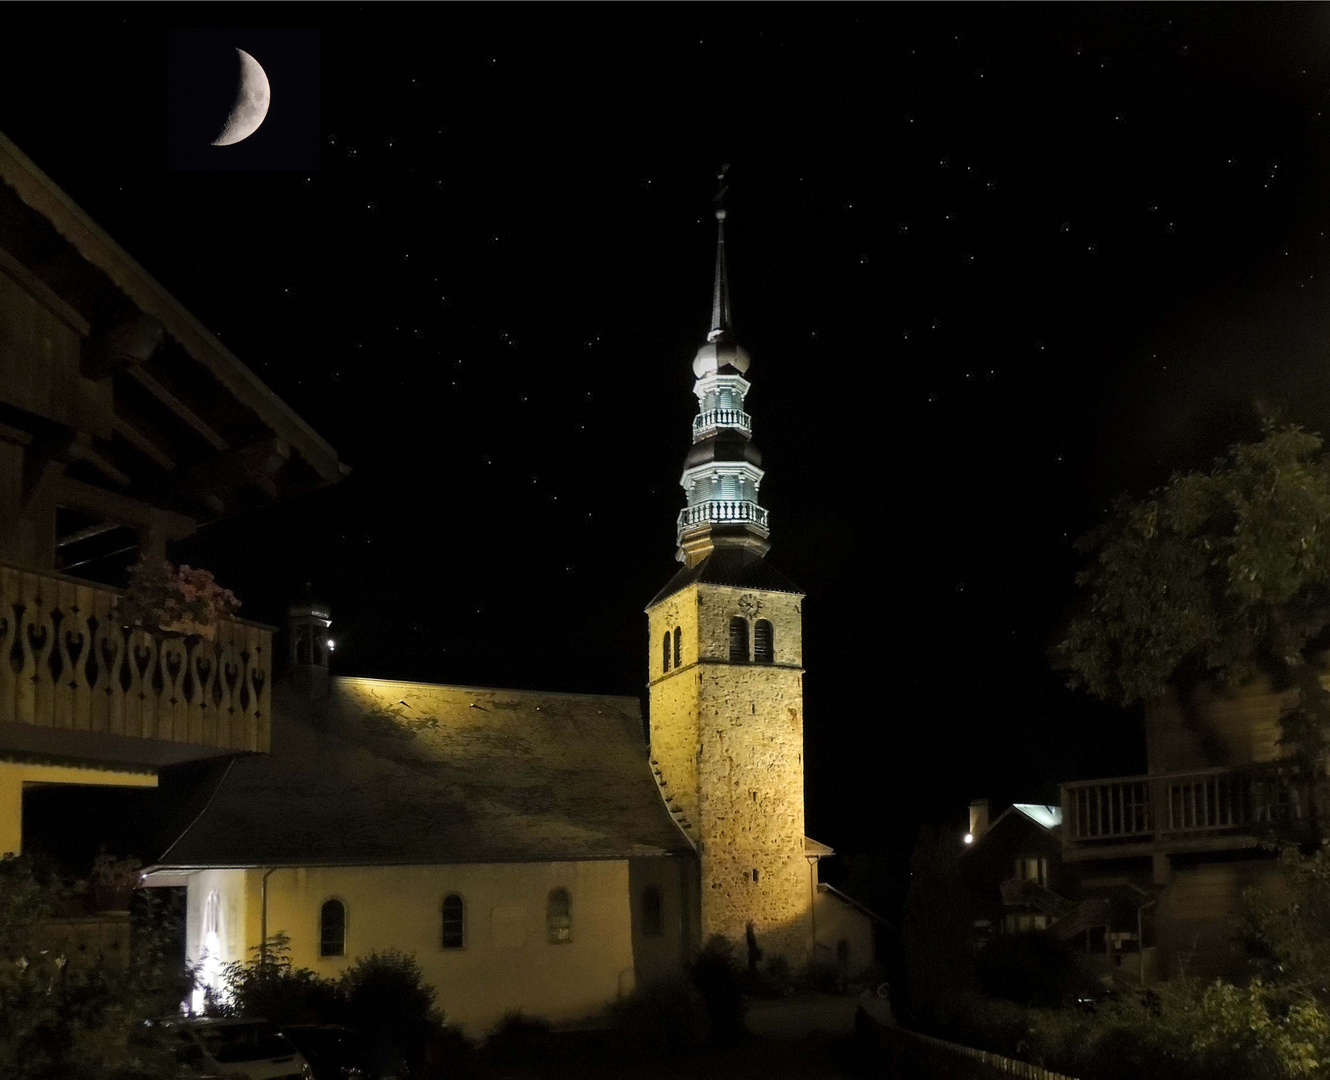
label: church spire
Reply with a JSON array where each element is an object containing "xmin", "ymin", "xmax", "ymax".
[
  {"xmin": 676, "ymin": 176, "xmax": 770, "ymax": 566},
  {"xmin": 709, "ymin": 166, "xmax": 732, "ymax": 341}
]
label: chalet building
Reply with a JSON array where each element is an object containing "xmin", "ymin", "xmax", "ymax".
[
  {"xmin": 0, "ymin": 129, "xmax": 346, "ymax": 862},
  {"xmin": 140, "ymin": 199, "xmax": 877, "ymax": 1033},
  {"xmin": 961, "ymin": 800, "xmax": 1156, "ymax": 985},
  {"xmin": 1060, "ymin": 680, "xmax": 1309, "ymax": 981}
]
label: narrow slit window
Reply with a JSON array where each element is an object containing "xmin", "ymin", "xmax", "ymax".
[
  {"xmin": 320, "ymin": 899, "xmax": 346, "ymax": 957},
  {"xmin": 662, "ymin": 632, "xmax": 672, "ymax": 673},
  {"xmin": 673, "ymin": 626, "xmax": 682, "ymax": 668},
  {"xmin": 547, "ymin": 888, "xmax": 572, "ymax": 944},
  {"xmin": 754, "ymin": 620, "xmax": 774, "ymax": 664},
  {"xmin": 441, "ymin": 894, "xmax": 465, "ymax": 949},
  {"xmin": 642, "ymin": 885, "xmax": 663, "ymax": 937},
  {"xmin": 729, "ymin": 617, "xmax": 749, "ymax": 662}
]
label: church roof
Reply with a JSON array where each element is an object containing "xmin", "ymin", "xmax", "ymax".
[
  {"xmin": 648, "ymin": 547, "xmax": 802, "ymax": 608},
  {"xmin": 153, "ymin": 677, "xmax": 692, "ymax": 869}
]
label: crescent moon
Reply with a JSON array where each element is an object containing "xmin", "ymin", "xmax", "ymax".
[{"xmin": 211, "ymin": 49, "xmax": 270, "ymax": 147}]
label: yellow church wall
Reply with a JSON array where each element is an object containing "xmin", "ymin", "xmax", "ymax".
[
  {"xmin": 238, "ymin": 859, "xmax": 639, "ymax": 1036},
  {"xmin": 185, "ymin": 868, "xmax": 250, "ymax": 1011}
]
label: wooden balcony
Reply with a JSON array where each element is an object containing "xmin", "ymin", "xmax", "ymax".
[
  {"xmin": 0, "ymin": 563, "xmax": 271, "ymax": 762},
  {"xmin": 1062, "ymin": 765, "xmax": 1312, "ymax": 860}
]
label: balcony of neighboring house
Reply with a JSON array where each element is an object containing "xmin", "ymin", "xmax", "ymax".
[
  {"xmin": 1061, "ymin": 764, "xmax": 1314, "ymax": 861},
  {"xmin": 0, "ymin": 560, "xmax": 273, "ymax": 759},
  {"xmin": 0, "ymin": 130, "xmax": 347, "ymax": 854}
]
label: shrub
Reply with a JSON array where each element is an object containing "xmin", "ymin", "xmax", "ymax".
[
  {"xmin": 482, "ymin": 1011, "xmax": 553, "ymax": 1068},
  {"xmin": 974, "ymin": 931, "xmax": 1090, "ymax": 1008},
  {"xmin": 607, "ymin": 976, "xmax": 708, "ymax": 1058},
  {"xmin": 748, "ymin": 953, "xmax": 794, "ymax": 998},
  {"xmin": 794, "ymin": 957, "xmax": 842, "ymax": 994},
  {"xmin": 690, "ymin": 935, "xmax": 746, "ymax": 1044},
  {"xmin": 215, "ymin": 933, "xmax": 341, "ymax": 1025},
  {"xmin": 339, "ymin": 950, "xmax": 442, "ymax": 1077}
]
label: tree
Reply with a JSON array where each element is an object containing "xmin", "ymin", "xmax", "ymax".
[
  {"xmin": 1059, "ymin": 422, "xmax": 1330, "ymax": 774},
  {"xmin": 901, "ymin": 825, "xmax": 976, "ymax": 1029}
]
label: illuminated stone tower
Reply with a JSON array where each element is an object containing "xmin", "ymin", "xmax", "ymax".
[{"xmin": 646, "ymin": 187, "xmax": 811, "ymax": 958}]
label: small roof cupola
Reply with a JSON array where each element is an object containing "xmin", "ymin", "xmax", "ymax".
[{"xmin": 676, "ymin": 170, "xmax": 770, "ymax": 566}]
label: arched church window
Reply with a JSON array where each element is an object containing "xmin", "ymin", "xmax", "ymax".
[
  {"xmin": 320, "ymin": 899, "xmax": 346, "ymax": 957},
  {"xmin": 642, "ymin": 885, "xmax": 663, "ymax": 937},
  {"xmin": 754, "ymin": 620, "xmax": 774, "ymax": 664},
  {"xmin": 547, "ymin": 888, "xmax": 572, "ymax": 944},
  {"xmin": 673, "ymin": 626, "xmax": 682, "ymax": 668},
  {"xmin": 441, "ymin": 894, "xmax": 465, "ymax": 949},
  {"xmin": 729, "ymin": 617, "xmax": 749, "ymax": 662},
  {"xmin": 662, "ymin": 632, "xmax": 672, "ymax": 673}
]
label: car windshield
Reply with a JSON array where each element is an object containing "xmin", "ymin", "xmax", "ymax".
[{"xmin": 196, "ymin": 1023, "xmax": 296, "ymax": 1063}]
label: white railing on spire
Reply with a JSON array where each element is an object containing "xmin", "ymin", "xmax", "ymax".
[
  {"xmin": 677, "ymin": 500, "xmax": 769, "ymax": 532},
  {"xmin": 693, "ymin": 408, "xmax": 752, "ymax": 438}
]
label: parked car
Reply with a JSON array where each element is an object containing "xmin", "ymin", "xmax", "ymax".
[
  {"xmin": 152, "ymin": 1017, "xmax": 313, "ymax": 1080},
  {"xmin": 279, "ymin": 1025, "xmax": 376, "ymax": 1080}
]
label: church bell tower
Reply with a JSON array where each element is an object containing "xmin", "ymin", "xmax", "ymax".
[{"xmin": 646, "ymin": 182, "xmax": 811, "ymax": 959}]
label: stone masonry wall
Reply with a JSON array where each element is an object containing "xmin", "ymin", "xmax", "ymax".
[{"xmin": 648, "ymin": 581, "xmax": 810, "ymax": 960}]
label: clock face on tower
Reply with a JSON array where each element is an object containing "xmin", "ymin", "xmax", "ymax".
[{"xmin": 738, "ymin": 594, "xmax": 762, "ymax": 618}]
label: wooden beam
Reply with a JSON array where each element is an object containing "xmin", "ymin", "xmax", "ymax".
[
  {"xmin": 0, "ymin": 245, "xmax": 90, "ymax": 337},
  {"xmin": 55, "ymin": 521, "xmax": 126, "ymax": 548},
  {"xmin": 82, "ymin": 314, "xmax": 164, "ymax": 381},
  {"xmin": 68, "ymin": 436, "xmax": 129, "ymax": 487},
  {"xmin": 111, "ymin": 414, "xmax": 176, "ymax": 471},
  {"xmin": 55, "ymin": 475, "xmax": 195, "ymax": 536},
  {"xmin": 175, "ymin": 436, "xmax": 291, "ymax": 504},
  {"xmin": 127, "ymin": 366, "xmax": 228, "ymax": 452}
]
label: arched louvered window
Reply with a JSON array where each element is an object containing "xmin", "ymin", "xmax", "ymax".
[
  {"xmin": 729, "ymin": 617, "xmax": 749, "ymax": 662},
  {"xmin": 547, "ymin": 888, "xmax": 572, "ymax": 944},
  {"xmin": 673, "ymin": 626, "xmax": 682, "ymax": 668},
  {"xmin": 754, "ymin": 619, "xmax": 774, "ymax": 664},
  {"xmin": 320, "ymin": 899, "xmax": 346, "ymax": 957},
  {"xmin": 662, "ymin": 632, "xmax": 672, "ymax": 673},
  {"xmin": 441, "ymin": 894, "xmax": 465, "ymax": 949},
  {"xmin": 642, "ymin": 885, "xmax": 663, "ymax": 937}
]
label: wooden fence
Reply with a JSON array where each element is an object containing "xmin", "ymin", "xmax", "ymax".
[{"xmin": 855, "ymin": 1011, "xmax": 1079, "ymax": 1080}]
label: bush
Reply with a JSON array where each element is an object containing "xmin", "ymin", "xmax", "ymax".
[
  {"xmin": 339, "ymin": 950, "xmax": 442, "ymax": 1077},
  {"xmin": 483, "ymin": 1011, "xmax": 553, "ymax": 1068},
  {"xmin": 0, "ymin": 855, "xmax": 188, "ymax": 1080},
  {"xmin": 747, "ymin": 954, "xmax": 794, "ymax": 998},
  {"xmin": 215, "ymin": 933, "xmax": 341, "ymax": 1025},
  {"xmin": 607, "ymin": 976, "xmax": 708, "ymax": 1058},
  {"xmin": 794, "ymin": 957, "xmax": 841, "ymax": 994},
  {"xmin": 690, "ymin": 935, "xmax": 746, "ymax": 1045},
  {"xmin": 974, "ymin": 931, "xmax": 1092, "ymax": 1008}
]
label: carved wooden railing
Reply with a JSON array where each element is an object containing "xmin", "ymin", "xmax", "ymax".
[
  {"xmin": 1062, "ymin": 765, "xmax": 1311, "ymax": 851},
  {"xmin": 0, "ymin": 563, "xmax": 271, "ymax": 752}
]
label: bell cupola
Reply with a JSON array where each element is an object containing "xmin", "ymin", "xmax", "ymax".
[{"xmin": 676, "ymin": 179, "xmax": 769, "ymax": 566}]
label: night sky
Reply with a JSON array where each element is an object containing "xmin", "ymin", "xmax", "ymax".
[{"xmin": 7, "ymin": 6, "xmax": 1330, "ymax": 891}]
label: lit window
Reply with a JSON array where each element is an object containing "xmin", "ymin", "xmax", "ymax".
[
  {"xmin": 673, "ymin": 626, "xmax": 682, "ymax": 668},
  {"xmin": 729, "ymin": 617, "xmax": 749, "ymax": 662},
  {"xmin": 642, "ymin": 885, "xmax": 663, "ymax": 937},
  {"xmin": 1014, "ymin": 856, "xmax": 1048, "ymax": 888},
  {"xmin": 662, "ymin": 632, "xmax": 671, "ymax": 673},
  {"xmin": 547, "ymin": 888, "xmax": 572, "ymax": 944},
  {"xmin": 320, "ymin": 899, "xmax": 346, "ymax": 957},
  {"xmin": 754, "ymin": 620, "xmax": 774, "ymax": 664},
  {"xmin": 441, "ymin": 894, "xmax": 465, "ymax": 949}
]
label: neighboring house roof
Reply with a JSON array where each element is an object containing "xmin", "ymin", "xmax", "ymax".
[
  {"xmin": 817, "ymin": 882, "xmax": 888, "ymax": 924},
  {"xmin": 648, "ymin": 547, "xmax": 802, "ymax": 607},
  {"xmin": 963, "ymin": 802, "xmax": 1063, "ymax": 857},
  {"xmin": 155, "ymin": 677, "xmax": 694, "ymax": 869},
  {"xmin": 804, "ymin": 836, "xmax": 835, "ymax": 857}
]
